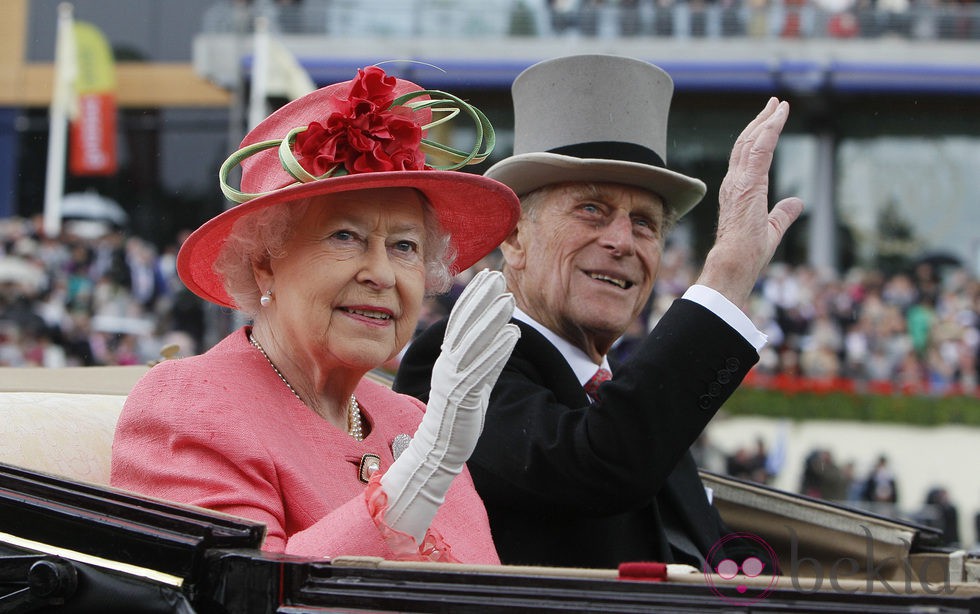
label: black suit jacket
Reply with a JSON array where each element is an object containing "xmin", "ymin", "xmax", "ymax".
[{"xmin": 394, "ymin": 298, "xmax": 759, "ymax": 569}]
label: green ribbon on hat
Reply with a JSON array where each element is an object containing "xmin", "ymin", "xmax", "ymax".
[{"xmin": 218, "ymin": 89, "xmax": 496, "ymax": 204}]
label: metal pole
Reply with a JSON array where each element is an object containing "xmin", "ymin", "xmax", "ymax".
[
  {"xmin": 808, "ymin": 130, "xmax": 837, "ymax": 273},
  {"xmin": 43, "ymin": 2, "xmax": 75, "ymax": 238}
]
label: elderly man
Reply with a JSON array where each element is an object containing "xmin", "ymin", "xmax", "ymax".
[{"xmin": 394, "ymin": 54, "xmax": 803, "ymax": 569}]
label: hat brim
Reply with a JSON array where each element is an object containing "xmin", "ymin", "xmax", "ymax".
[
  {"xmin": 177, "ymin": 171, "xmax": 520, "ymax": 310},
  {"xmin": 484, "ymin": 152, "xmax": 706, "ymax": 220}
]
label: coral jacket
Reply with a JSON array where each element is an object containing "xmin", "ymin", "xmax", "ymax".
[{"xmin": 111, "ymin": 327, "xmax": 499, "ymax": 564}]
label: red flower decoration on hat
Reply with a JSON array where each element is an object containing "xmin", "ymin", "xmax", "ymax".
[
  {"xmin": 217, "ymin": 65, "xmax": 495, "ymax": 205},
  {"xmin": 293, "ymin": 66, "xmax": 426, "ymax": 176}
]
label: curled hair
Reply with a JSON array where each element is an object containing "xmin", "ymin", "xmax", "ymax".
[
  {"xmin": 422, "ymin": 208, "xmax": 456, "ymax": 294},
  {"xmin": 214, "ymin": 193, "xmax": 455, "ymax": 315}
]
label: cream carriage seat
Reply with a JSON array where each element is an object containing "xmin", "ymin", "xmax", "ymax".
[{"xmin": 0, "ymin": 365, "xmax": 148, "ymax": 485}]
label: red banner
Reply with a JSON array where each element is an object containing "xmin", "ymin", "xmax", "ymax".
[{"xmin": 70, "ymin": 92, "xmax": 117, "ymax": 175}]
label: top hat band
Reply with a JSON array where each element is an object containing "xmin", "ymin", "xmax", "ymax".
[{"xmin": 547, "ymin": 141, "xmax": 666, "ymax": 168}]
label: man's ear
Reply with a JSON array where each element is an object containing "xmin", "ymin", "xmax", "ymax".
[{"xmin": 499, "ymin": 224, "xmax": 526, "ymax": 271}]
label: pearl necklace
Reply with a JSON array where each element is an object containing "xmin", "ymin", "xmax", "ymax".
[{"xmin": 248, "ymin": 333, "xmax": 363, "ymax": 441}]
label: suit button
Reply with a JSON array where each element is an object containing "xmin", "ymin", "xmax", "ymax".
[
  {"xmin": 717, "ymin": 370, "xmax": 731, "ymax": 384},
  {"xmin": 708, "ymin": 382, "xmax": 722, "ymax": 397},
  {"xmin": 698, "ymin": 395, "xmax": 713, "ymax": 410},
  {"xmin": 726, "ymin": 357, "xmax": 740, "ymax": 371}
]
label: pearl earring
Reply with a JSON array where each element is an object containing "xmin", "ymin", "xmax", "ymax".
[{"xmin": 260, "ymin": 289, "xmax": 273, "ymax": 307}]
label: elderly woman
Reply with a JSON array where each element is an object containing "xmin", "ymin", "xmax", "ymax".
[{"xmin": 110, "ymin": 66, "xmax": 520, "ymax": 564}]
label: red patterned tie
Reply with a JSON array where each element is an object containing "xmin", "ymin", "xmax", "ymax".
[{"xmin": 584, "ymin": 368, "xmax": 612, "ymax": 400}]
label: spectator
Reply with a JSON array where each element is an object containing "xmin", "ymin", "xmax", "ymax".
[
  {"xmin": 727, "ymin": 447, "xmax": 759, "ymax": 481},
  {"xmin": 919, "ymin": 486, "xmax": 960, "ymax": 547},
  {"xmin": 861, "ymin": 454, "xmax": 900, "ymax": 514},
  {"xmin": 799, "ymin": 448, "xmax": 849, "ymax": 501},
  {"xmin": 726, "ymin": 438, "xmax": 772, "ymax": 485}
]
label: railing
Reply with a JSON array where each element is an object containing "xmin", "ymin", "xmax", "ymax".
[{"xmin": 202, "ymin": 0, "xmax": 980, "ymax": 41}]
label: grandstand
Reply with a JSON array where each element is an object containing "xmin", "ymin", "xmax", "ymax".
[{"xmin": 201, "ymin": 0, "xmax": 980, "ymax": 275}]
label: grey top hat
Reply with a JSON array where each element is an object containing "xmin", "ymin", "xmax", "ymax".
[{"xmin": 485, "ymin": 54, "xmax": 706, "ymax": 219}]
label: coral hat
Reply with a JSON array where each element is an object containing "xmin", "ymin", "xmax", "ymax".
[
  {"xmin": 177, "ymin": 66, "xmax": 520, "ymax": 310},
  {"xmin": 485, "ymin": 54, "xmax": 706, "ymax": 219}
]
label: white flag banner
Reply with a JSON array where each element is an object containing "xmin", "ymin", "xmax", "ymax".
[
  {"xmin": 266, "ymin": 35, "xmax": 316, "ymax": 101},
  {"xmin": 248, "ymin": 16, "xmax": 316, "ymax": 130},
  {"xmin": 43, "ymin": 2, "xmax": 80, "ymax": 238}
]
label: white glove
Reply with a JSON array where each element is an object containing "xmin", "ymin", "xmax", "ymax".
[{"xmin": 381, "ymin": 269, "xmax": 519, "ymax": 542}]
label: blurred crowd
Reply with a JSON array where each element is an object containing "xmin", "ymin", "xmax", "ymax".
[
  {"xmin": 544, "ymin": 0, "xmax": 980, "ymax": 40},
  {"xmin": 748, "ymin": 261, "xmax": 980, "ymax": 397},
  {"xmin": 0, "ymin": 217, "xmax": 205, "ymax": 368},
  {"xmin": 209, "ymin": 0, "xmax": 980, "ymax": 41},
  {"xmin": 641, "ymin": 244, "xmax": 980, "ymax": 399},
  {"xmin": 3, "ymin": 217, "xmax": 980, "ymax": 404}
]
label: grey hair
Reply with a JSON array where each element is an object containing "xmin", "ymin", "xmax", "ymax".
[{"xmin": 214, "ymin": 192, "xmax": 455, "ymax": 315}]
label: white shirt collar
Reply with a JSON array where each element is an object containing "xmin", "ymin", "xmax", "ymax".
[{"xmin": 512, "ymin": 306, "xmax": 611, "ymax": 387}]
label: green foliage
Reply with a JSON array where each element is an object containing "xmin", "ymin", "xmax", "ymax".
[{"xmin": 723, "ymin": 387, "xmax": 980, "ymax": 427}]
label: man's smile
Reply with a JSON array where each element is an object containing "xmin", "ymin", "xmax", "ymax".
[{"xmin": 587, "ymin": 272, "xmax": 633, "ymax": 290}]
